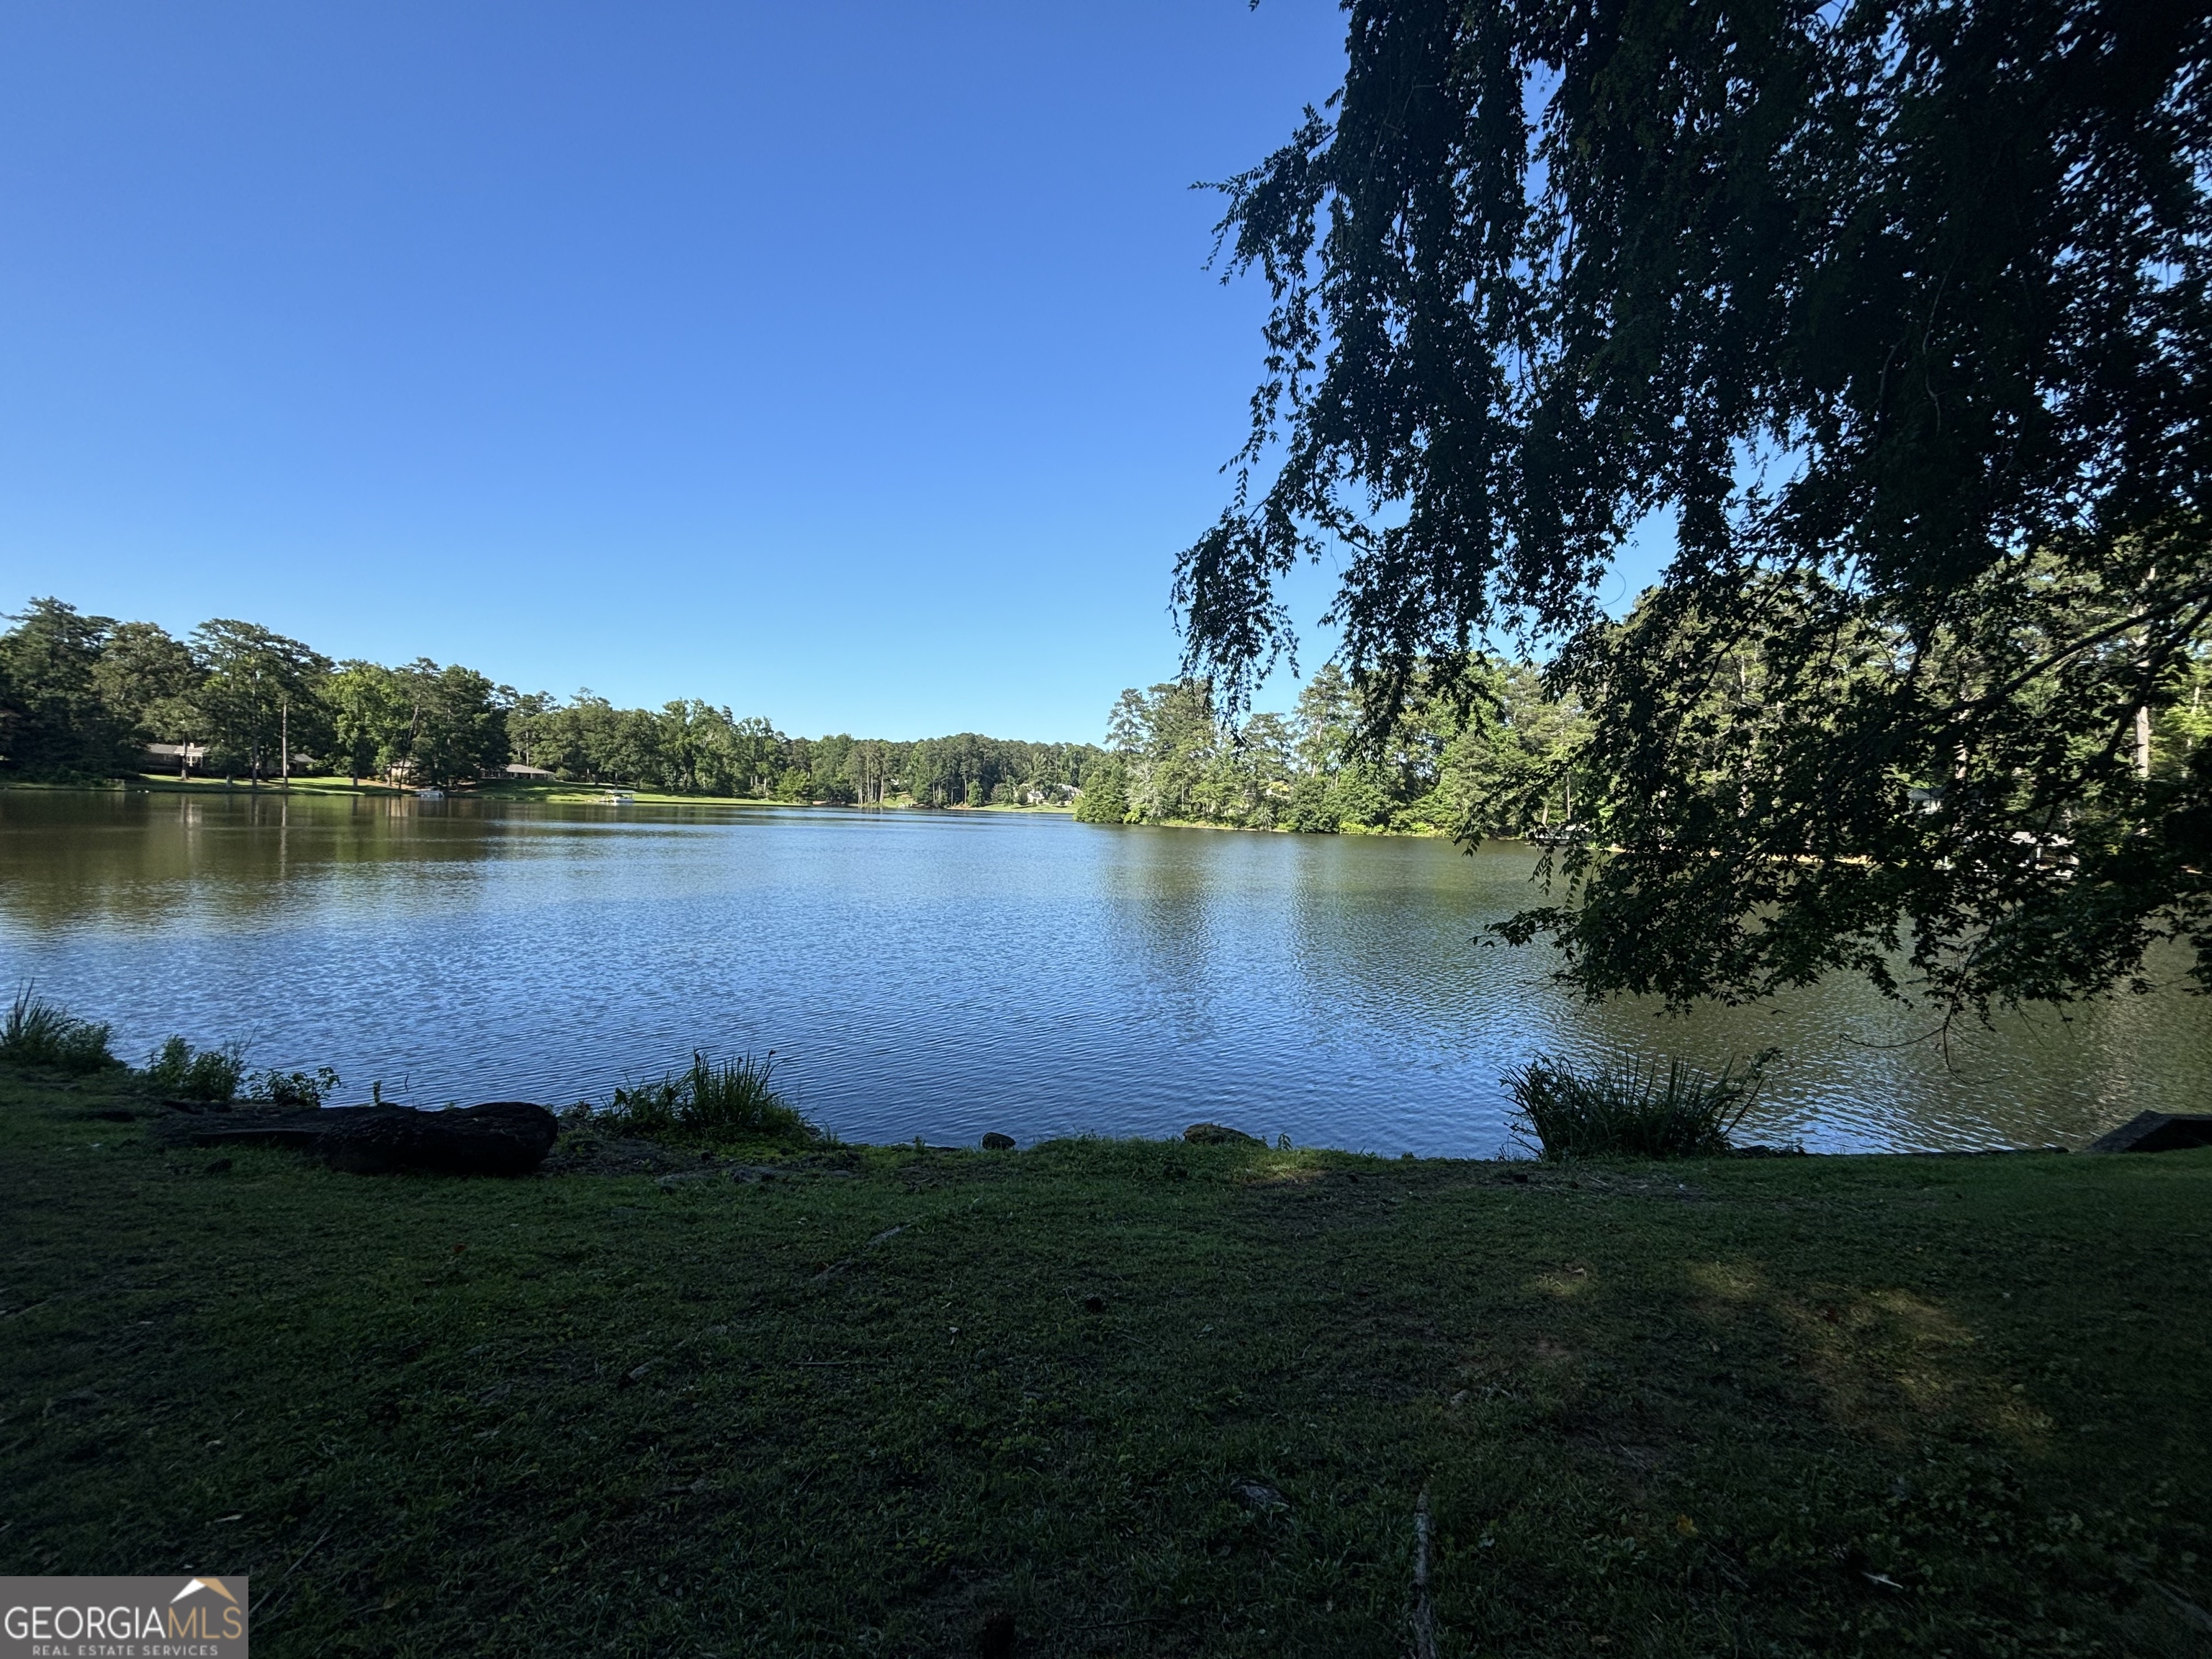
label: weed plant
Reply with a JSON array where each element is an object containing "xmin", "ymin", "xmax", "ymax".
[
  {"xmin": 0, "ymin": 988, "xmax": 115, "ymax": 1074},
  {"xmin": 1505, "ymin": 1049, "xmax": 1775, "ymax": 1160},
  {"xmin": 248, "ymin": 1066, "xmax": 342, "ymax": 1107},
  {"xmin": 606, "ymin": 1051, "xmax": 811, "ymax": 1146},
  {"xmin": 144, "ymin": 1037, "xmax": 247, "ymax": 1103}
]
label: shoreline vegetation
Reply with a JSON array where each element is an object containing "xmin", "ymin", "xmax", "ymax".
[
  {"xmin": 0, "ymin": 773, "xmax": 1480, "ymax": 838},
  {"xmin": 1, "ymin": 596, "xmax": 1597, "ymax": 840},
  {"xmin": 5, "ymin": 991, "xmax": 1809, "ymax": 1166},
  {"xmin": 0, "ymin": 773, "xmax": 1085, "ymax": 816},
  {"xmin": 3, "ymin": 1048, "xmax": 2207, "ymax": 1654}
]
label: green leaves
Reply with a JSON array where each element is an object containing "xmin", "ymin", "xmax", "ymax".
[
  {"xmin": 1187, "ymin": 0, "xmax": 2212, "ymax": 1015},
  {"xmin": 188, "ymin": 619, "xmax": 333, "ymax": 779},
  {"xmin": 0, "ymin": 598, "xmax": 132, "ymax": 776}
]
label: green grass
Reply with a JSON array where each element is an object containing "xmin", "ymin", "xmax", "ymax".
[
  {"xmin": 10, "ymin": 774, "xmax": 1078, "ymax": 815},
  {"xmin": 1, "ymin": 1061, "xmax": 2208, "ymax": 1656},
  {"xmin": 117, "ymin": 774, "xmax": 417, "ymax": 796}
]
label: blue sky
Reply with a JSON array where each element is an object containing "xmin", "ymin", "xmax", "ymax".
[{"xmin": 0, "ymin": 1, "xmax": 1665, "ymax": 742}]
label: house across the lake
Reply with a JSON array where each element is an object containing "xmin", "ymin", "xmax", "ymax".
[
  {"xmin": 144, "ymin": 742, "xmax": 210, "ymax": 774},
  {"xmin": 503, "ymin": 763, "xmax": 557, "ymax": 781}
]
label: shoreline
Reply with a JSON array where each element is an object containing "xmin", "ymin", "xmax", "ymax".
[
  {"xmin": 2, "ymin": 777, "xmax": 1476, "ymax": 837},
  {"xmin": 0, "ymin": 775, "xmax": 1082, "ymax": 815}
]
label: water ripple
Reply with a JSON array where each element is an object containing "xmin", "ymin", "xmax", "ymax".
[{"xmin": 0, "ymin": 791, "xmax": 2201, "ymax": 1154}]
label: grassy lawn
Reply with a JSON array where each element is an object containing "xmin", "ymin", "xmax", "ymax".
[
  {"xmin": 102, "ymin": 776, "xmax": 771, "ymax": 805},
  {"xmin": 2, "ymin": 1063, "xmax": 2207, "ymax": 1656}
]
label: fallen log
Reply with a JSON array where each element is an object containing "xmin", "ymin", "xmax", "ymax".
[
  {"xmin": 2085, "ymin": 1112, "xmax": 2212, "ymax": 1154},
  {"xmin": 176, "ymin": 1102, "xmax": 559, "ymax": 1177},
  {"xmin": 1183, "ymin": 1122, "xmax": 1261, "ymax": 1146}
]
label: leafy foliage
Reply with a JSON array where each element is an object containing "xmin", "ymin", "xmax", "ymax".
[
  {"xmin": 247, "ymin": 1066, "xmax": 342, "ymax": 1108},
  {"xmin": 325, "ymin": 659, "xmax": 509, "ymax": 788},
  {"xmin": 1087, "ymin": 662, "xmax": 1588, "ymax": 835},
  {"xmin": 603, "ymin": 1051, "xmax": 814, "ymax": 1146},
  {"xmin": 0, "ymin": 595, "xmax": 1108, "ymax": 803},
  {"xmin": 187, "ymin": 619, "xmax": 334, "ymax": 781},
  {"xmin": 0, "ymin": 988, "xmax": 115, "ymax": 1074},
  {"xmin": 1182, "ymin": 0, "xmax": 2212, "ymax": 1016},
  {"xmin": 143, "ymin": 1037, "xmax": 246, "ymax": 1104},
  {"xmin": 1071, "ymin": 755, "xmax": 1131, "ymax": 824},
  {"xmin": 0, "ymin": 599, "xmax": 132, "ymax": 776},
  {"xmin": 1503, "ymin": 1051, "xmax": 1776, "ymax": 1161}
]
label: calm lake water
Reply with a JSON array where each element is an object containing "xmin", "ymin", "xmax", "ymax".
[{"xmin": 1, "ymin": 789, "xmax": 2203, "ymax": 1155}]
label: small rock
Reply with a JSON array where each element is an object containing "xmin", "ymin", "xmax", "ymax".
[
  {"xmin": 1183, "ymin": 1123, "xmax": 1259, "ymax": 1146},
  {"xmin": 1230, "ymin": 1477, "xmax": 1286, "ymax": 1512},
  {"xmin": 981, "ymin": 1132, "xmax": 1016, "ymax": 1151},
  {"xmin": 204, "ymin": 1158, "xmax": 233, "ymax": 1174}
]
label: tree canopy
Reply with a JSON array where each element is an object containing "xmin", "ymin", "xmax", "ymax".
[
  {"xmin": 0, "ymin": 597, "xmax": 1110, "ymax": 808},
  {"xmin": 1076, "ymin": 665, "xmax": 1586, "ymax": 835},
  {"xmin": 1179, "ymin": 0, "xmax": 2211, "ymax": 1015}
]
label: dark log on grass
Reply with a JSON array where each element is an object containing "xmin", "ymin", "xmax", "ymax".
[
  {"xmin": 1183, "ymin": 1122, "xmax": 1261, "ymax": 1146},
  {"xmin": 181, "ymin": 1102, "xmax": 559, "ymax": 1176},
  {"xmin": 2085, "ymin": 1112, "xmax": 2212, "ymax": 1154},
  {"xmin": 173, "ymin": 1112, "xmax": 324, "ymax": 1151},
  {"xmin": 320, "ymin": 1102, "xmax": 559, "ymax": 1175}
]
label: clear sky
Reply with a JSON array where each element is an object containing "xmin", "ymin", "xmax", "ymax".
[{"xmin": 0, "ymin": 1, "xmax": 1665, "ymax": 742}]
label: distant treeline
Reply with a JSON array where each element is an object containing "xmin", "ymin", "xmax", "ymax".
[
  {"xmin": 0, "ymin": 598, "xmax": 1104, "ymax": 804},
  {"xmin": 1, "ymin": 594, "xmax": 1605, "ymax": 835},
  {"xmin": 1075, "ymin": 662, "xmax": 1588, "ymax": 837}
]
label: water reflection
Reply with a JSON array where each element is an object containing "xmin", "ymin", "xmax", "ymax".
[{"xmin": 0, "ymin": 789, "xmax": 2202, "ymax": 1155}]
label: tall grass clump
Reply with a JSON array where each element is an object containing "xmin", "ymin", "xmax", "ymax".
[
  {"xmin": 605, "ymin": 1051, "xmax": 813, "ymax": 1146},
  {"xmin": 145, "ymin": 1037, "xmax": 248, "ymax": 1103},
  {"xmin": 1504, "ymin": 1050, "xmax": 1776, "ymax": 1161},
  {"xmin": 248, "ymin": 1066, "xmax": 341, "ymax": 1107},
  {"xmin": 1, "ymin": 988, "xmax": 116, "ymax": 1074}
]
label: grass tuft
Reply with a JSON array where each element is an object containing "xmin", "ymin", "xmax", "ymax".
[
  {"xmin": 604, "ymin": 1050, "xmax": 813, "ymax": 1146},
  {"xmin": 1505, "ymin": 1048, "xmax": 1776, "ymax": 1160},
  {"xmin": 247, "ymin": 1066, "xmax": 342, "ymax": 1107},
  {"xmin": 0, "ymin": 986, "xmax": 116, "ymax": 1074},
  {"xmin": 144, "ymin": 1036, "xmax": 247, "ymax": 1103}
]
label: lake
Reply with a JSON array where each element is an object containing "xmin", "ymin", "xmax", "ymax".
[{"xmin": 0, "ymin": 789, "xmax": 2203, "ymax": 1155}]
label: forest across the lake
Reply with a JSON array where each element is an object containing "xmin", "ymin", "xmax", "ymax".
[{"xmin": 0, "ymin": 595, "xmax": 1606, "ymax": 837}]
